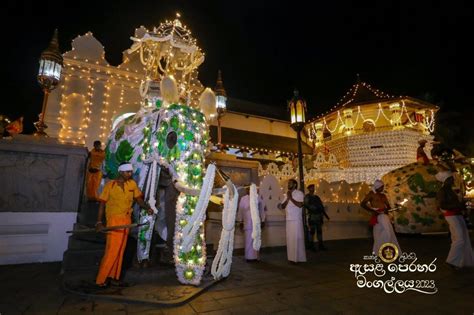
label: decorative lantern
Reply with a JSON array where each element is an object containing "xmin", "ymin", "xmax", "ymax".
[
  {"xmin": 214, "ymin": 70, "xmax": 227, "ymax": 152},
  {"xmin": 288, "ymin": 90, "xmax": 306, "ymax": 126},
  {"xmin": 34, "ymin": 29, "xmax": 63, "ymax": 137},
  {"xmin": 38, "ymin": 29, "xmax": 63, "ymax": 91},
  {"xmin": 215, "ymin": 70, "xmax": 227, "ymax": 114}
]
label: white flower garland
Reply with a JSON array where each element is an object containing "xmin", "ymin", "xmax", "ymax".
[
  {"xmin": 174, "ymin": 164, "xmax": 215, "ymax": 285},
  {"xmin": 211, "ymin": 183, "xmax": 239, "ymax": 280},
  {"xmin": 249, "ymin": 184, "xmax": 262, "ymax": 251},
  {"xmin": 137, "ymin": 155, "xmax": 161, "ymax": 262},
  {"xmin": 181, "ymin": 164, "xmax": 215, "ymax": 252},
  {"xmin": 142, "ymin": 155, "xmax": 161, "ymax": 215}
]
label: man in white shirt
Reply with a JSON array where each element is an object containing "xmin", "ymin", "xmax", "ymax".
[
  {"xmin": 237, "ymin": 187, "xmax": 266, "ymax": 262},
  {"xmin": 279, "ymin": 179, "xmax": 307, "ymax": 263}
]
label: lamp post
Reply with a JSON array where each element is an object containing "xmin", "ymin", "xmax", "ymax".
[
  {"xmin": 214, "ymin": 70, "xmax": 227, "ymax": 152},
  {"xmin": 288, "ymin": 89, "xmax": 309, "ymax": 248},
  {"xmin": 34, "ymin": 29, "xmax": 63, "ymax": 137},
  {"xmin": 288, "ymin": 90, "xmax": 307, "ymax": 193}
]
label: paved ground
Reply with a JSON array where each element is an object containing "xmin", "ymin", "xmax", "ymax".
[{"xmin": 1, "ymin": 234, "xmax": 473, "ymax": 315}]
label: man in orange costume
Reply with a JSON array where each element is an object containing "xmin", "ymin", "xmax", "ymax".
[
  {"xmin": 86, "ymin": 140, "xmax": 106, "ymax": 201},
  {"xmin": 95, "ymin": 162, "xmax": 152, "ymax": 287}
]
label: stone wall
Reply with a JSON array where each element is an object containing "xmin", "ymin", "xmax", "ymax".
[{"xmin": 0, "ymin": 135, "xmax": 88, "ymax": 264}]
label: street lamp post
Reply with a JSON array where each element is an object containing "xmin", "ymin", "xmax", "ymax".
[
  {"xmin": 288, "ymin": 90, "xmax": 309, "ymax": 247},
  {"xmin": 215, "ymin": 70, "xmax": 227, "ymax": 152},
  {"xmin": 34, "ymin": 29, "xmax": 63, "ymax": 137},
  {"xmin": 288, "ymin": 90, "xmax": 307, "ymax": 193}
]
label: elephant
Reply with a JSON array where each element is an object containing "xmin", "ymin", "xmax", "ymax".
[
  {"xmin": 381, "ymin": 162, "xmax": 465, "ymax": 234},
  {"xmin": 103, "ymin": 102, "xmax": 231, "ymax": 285}
]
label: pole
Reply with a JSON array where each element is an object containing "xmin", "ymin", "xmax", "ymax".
[
  {"xmin": 40, "ymin": 89, "xmax": 50, "ymax": 123},
  {"xmin": 296, "ymin": 126, "xmax": 309, "ymax": 248},
  {"xmin": 217, "ymin": 114, "xmax": 222, "ymax": 151},
  {"xmin": 296, "ymin": 127, "xmax": 304, "ymax": 193},
  {"xmin": 33, "ymin": 89, "xmax": 50, "ymax": 137}
]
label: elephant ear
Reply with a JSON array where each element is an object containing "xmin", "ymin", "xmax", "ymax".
[
  {"xmin": 160, "ymin": 75, "xmax": 179, "ymax": 106},
  {"xmin": 115, "ymin": 140, "xmax": 134, "ymax": 163},
  {"xmin": 105, "ymin": 144, "xmax": 119, "ymax": 179},
  {"xmin": 199, "ymin": 87, "xmax": 216, "ymax": 121}
]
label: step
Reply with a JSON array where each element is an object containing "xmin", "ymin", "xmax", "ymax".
[
  {"xmin": 77, "ymin": 200, "xmax": 100, "ymax": 225},
  {"xmin": 67, "ymin": 235, "xmax": 105, "ymax": 250},
  {"xmin": 62, "ymin": 248, "xmax": 104, "ymax": 272}
]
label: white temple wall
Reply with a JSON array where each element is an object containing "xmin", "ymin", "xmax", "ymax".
[
  {"xmin": 43, "ymin": 87, "xmax": 62, "ymax": 136},
  {"xmin": 85, "ymin": 80, "xmax": 106, "ymax": 147},
  {"xmin": 206, "ymin": 174, "xmax": 373, "ymax": 251},
  {"xmin": 0, "ymin": 212, "xmax": 77, "ymax": 265}
]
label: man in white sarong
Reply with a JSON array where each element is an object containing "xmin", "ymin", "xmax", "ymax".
[
  {"xmin": 436, "ymin": 171, "xmax": 474, "ymax": 269},
  {"xmin": 237, "ymin": 187, "xmax": 266, "ymax": 262},
  {"xmin": 361, "ymin": 179, "xmax": 401, "ymax": 255},
  {"xmin": 279, "ymin": 179, "xmax": 306, "ymax": 263}
]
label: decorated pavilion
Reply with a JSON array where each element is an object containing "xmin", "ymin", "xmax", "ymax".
[{"xmin": 302, "ymin": 81, "xmax": 438, "ymax": 183}]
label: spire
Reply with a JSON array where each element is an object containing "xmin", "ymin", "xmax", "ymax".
[
  {"xmin": 50, "ymin": 29, "xmax": 59, "ymax": 50},
  {"xmin": 40, "ymin": 29, "xmax": 63, "ymax": 65},
  {"xmin": 215, "ymin": 70, "xmax": 227, "ymax": 97}
]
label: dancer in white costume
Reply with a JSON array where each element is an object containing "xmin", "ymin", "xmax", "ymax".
[
  {"xmin": 361, "ymin": 179, "xmax": 401, "ymax": 255},
  {"xmin": 436, "ymin": 171, "xmax": 474, "ymax": 269}
]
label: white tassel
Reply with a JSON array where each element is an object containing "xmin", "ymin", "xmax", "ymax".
[
  {"xmin": 211, "ymin": 183, "xmax": 239, "ymax": 279},
  {"xmin": 249, "ymin": 184, "xmax": 262, "ymax": 251}
]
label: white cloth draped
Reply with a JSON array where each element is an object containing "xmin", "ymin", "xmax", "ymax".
[
  {"xmin": 445, "ymin": 215, "xmax": 474, "ymax": 268},
  {"xmin": 284, "ymin": 190, "xmax": 306, "ymax": 262},
  {"xmin": 372, "ymin": 214, "xmax": 401, "ymax": 255}
]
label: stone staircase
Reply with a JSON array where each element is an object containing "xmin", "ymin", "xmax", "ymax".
[
  {"xmin": 61, "ymin": 197, "xmax": 218, "ymax": 283},
  {"xmin": 61, "ymin": 200, "xmax": 105, "ymax": 274},
  {"xmin": 61, "ymin": 199, "xmax": 168, "ymax": 277}
]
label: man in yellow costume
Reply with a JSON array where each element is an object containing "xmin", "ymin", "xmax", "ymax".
[
  {"xmin": 86, "ymin": 140, "xmax": 106, "ymax": 201},
  {"xmin": 95, "ymin": 162, "xmax": 152, "ymax": 287}
]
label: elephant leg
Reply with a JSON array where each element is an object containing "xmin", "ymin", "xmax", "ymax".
[
  {"xmin": 165, "ymin": 184, "xmax": 179, "ymax": 248},
  {"xmin": 161, "ymin": 184, "xmax": 179, "ymax": 264}
]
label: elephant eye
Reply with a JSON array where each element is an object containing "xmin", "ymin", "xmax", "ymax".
[{"xmin": 166, "ymin": 131, "xmax": 177, "ymax": 149}]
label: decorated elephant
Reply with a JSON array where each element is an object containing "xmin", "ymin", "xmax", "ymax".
[
  {"xmin": 99, "ymin": 16, "xmax": 259, "ymax": 285},
  {"xmin": 382, "ymin": 162, "xmax": 465, "ymax": 234},
  {"xmin": 103, "ymin": 98, "xmax": 239, "ymax": 285}
]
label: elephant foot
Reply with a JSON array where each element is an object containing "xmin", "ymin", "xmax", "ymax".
[
  {"xmin": 139, "ymin": 259, "xmax": 151, "ymax": 269},
  {"xmin": 159, "ymin": 247, "xmax": 174, "ymax": 266}
]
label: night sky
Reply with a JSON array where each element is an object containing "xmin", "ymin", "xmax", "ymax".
[{"xmin": 4, "ymin": 0, "xmax": 474, "ymax": 152}]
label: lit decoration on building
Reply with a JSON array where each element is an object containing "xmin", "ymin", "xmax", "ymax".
[{"xmin": 303, "ymin": 81, "xmax": 439, "ymax": 184}]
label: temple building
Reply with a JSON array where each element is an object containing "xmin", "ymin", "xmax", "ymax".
[
  {"xmin": 43, "ymin": 27, "xmax": 438, "ymax": 186},
  {"xmin": 303, "ymin": 81, "xmax": 438, "ymax": 183},
  {"xmin": 43, "ymin": 28, "xmax": 311, "ymax": 158}
]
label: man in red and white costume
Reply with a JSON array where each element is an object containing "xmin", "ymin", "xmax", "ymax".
[
  {"xmin": 361, "ymin": 179, "xmax": 401, "ymax": 255},
  {"xmin": 436, "ymin": 171, "xmax": 474, "ymax": 269}
]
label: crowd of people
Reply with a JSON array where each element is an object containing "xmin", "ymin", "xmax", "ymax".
[{"xmin": 86, "ymin": 138, "xmax": 473, "ymax": 288}]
